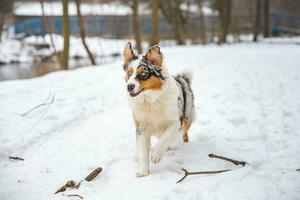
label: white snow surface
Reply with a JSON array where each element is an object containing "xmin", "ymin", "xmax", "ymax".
[{"xmin": 0, "ymin": 42, "xmax": 300, "ymax": 200}]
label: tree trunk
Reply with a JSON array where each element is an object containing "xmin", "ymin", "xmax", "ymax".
[
  {"xmin": 75, "ymin": 0, "xmax": 96, "ymax": 65},
  {"xmin": 132, "ymin": 0, "xmax": 142, "ymax": 54},
  {"xmin": 40, "ymin": 0, "xmax": 62, "ymax": 68},
  {"xmin": 159, "ymin": 0, "xmax": 186, "ymax": 45},
  {"xmin": 216, "ymin": 0, "xmax": 231, "ymax": 44},
  {"xmin": 0, "ymin": 14, "xmax": 4, "ymax": 43},
  {"xmin": 150, "ymin": 0, "xmax": 159, "ymax": 46},
  {"xmin": 263, "ymin": 0, "xmax": 270, "ymax": 38},
  {"xmin": 62, "ymin": 0, "xmax": 70, "ymax": 70},
  {"xmin": 197, "ymin": 0, "xmax": 206, "ymax": 44},
  {"xmin": 253, "ymin": 0, "xmax": 261, "ymax": 42}
]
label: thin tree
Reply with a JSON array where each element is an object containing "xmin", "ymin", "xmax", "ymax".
[
  {"xmin": 0, "ymin": 0, "xmax": 14, "ymax": 42},
  {"xmin": 159, "ymin": 0, "xmax": 186, "ymax": 45},
  {"xmin": 75, "ymin": 0, "xmax": 96, "ymax": 65},
  {"xmin": 214, "ymin": 0, "xmax": 232, "ymax": 44},
  {"xmin": 196, "ymin": 0, "xmax": 206, "ymax": 44},
  {"xmin": 263, "ymin": 0, "xmax": 270, "ymax": 38},
  {"xmin": 40, "ymin": 0, "xmax": 62, "ymax": 68},
  {"xmin": 253, "ymin": 0, "xmax": 261, "ymax": 42},
  {"xmin": 62, "ymin": 0, "xmax": 70, "ymax": 70},
  {"xmin": 150, "ymin": 0, "xmax": 160, "ymax": 46},
  {"xmin": 131, "ymin": 0, "xmax": 142, "ymax": 54}
]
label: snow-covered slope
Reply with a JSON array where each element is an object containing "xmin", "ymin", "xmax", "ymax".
[{"xmin": 0, "ymin": 42, "xmax": 300, "ymax": 200}]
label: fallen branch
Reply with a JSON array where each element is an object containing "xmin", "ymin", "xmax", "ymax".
[
  {"xmin": 208, "ymin": 153, "xmax": 248, "ymax": 166},
  {"xmin": 9, "ymin": 156, "xmax": 24, "ymax": 161},
  {"xmin": 85, "ymin": 167, "xmax": 102, "ymax": 182},
  {"xmin": 296, "ymin": 169, "xmax": 300, "ymax": 172},
  {"xmin": 176, "ymin": 168, "xmax": 232, "ymax": 183},
  {"xmin": 21, "ymin": 95, "xmax": 55, "ymax": 117},
  {"xmin": 55, "ymin": 180, "xmax": 76, "ymax": 194},
  {"xmin": 55, "ymin": 167, "xmax": 102, "ymax": 194},
  {"xmin": 67, "ymin": 194, "xmax": 84, "ymax": 199}
]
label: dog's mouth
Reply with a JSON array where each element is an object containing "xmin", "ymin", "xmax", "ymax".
[{"xmin": 129, "ymin": 89, "xmax": 144, "ymax": 97}]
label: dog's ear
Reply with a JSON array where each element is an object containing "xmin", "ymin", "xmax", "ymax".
[
  {"xmin": 123, "ymin": 42, "xmax": 136, "ymax": 64},
  {"xmin": 144, "ymin": 45, "xmax": 163, "ymax": 67}
]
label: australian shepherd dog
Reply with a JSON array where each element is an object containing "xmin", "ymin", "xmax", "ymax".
[{"xmin": 122, "ymin": 42, "xmax": 196, "ymax": 177}]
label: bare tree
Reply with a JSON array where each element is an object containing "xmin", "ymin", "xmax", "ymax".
[
  {"xmin": 196, "ymin": 0, "xmax": 206, "ymax": 44},
  {"xmin": 62, "ymin": 0, "xmax": 70, "ymax": 70},
  {"xmin": 159, "ymin": 0, "xmax": 186, "ymax": 45},
  {"xmin": 0, "ymin": 0, "xmax": 14, "ymax": 42},
  {"xmin": 231, "ymin": 0, "xmax": 241, "ymax": 42},
  {"xmin": 263, "ymin": 0, "xmax": 270, "ymax": 38},
  {"xmin": 253, "ymin": 0, "xmax": 261, "ymax": 42},
  {"xmin": 213, "ymin": 0, "xmax": 232, "ymax": 44},
  {"xmin": 150, "ymin": 0, "xmax": 160, "ymax": 46},
  {"xmin": 131, "ymin": 0, "xmax": 142, "ymax": 53},
  {"xmin": 75, "ymin": 0, "xmax": 96, "ymax": 65},
  {"xmin": 40, "ymin": 0, "xmax": 62, "ymax": 68}
]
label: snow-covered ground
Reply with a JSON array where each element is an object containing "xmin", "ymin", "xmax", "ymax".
[{"xmin": 0, "ymin": 41, "xmax": 300, "ymax": 200}]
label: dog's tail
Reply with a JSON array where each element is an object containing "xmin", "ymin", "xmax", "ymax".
[{"xmin": 179, "ymin": 69, "xmax": 193, "ymax": 83}]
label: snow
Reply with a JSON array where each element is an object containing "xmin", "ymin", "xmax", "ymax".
[
  {"xmin": 0, "ymin": 35, "xmax": 131, "ymax": 64},
  {"xmin": 0, "ymin": 39, "xmax": 35, "ymax": 64},
  {"xmin": 1, "ymin": 40, "xmax": 300, "ymax": 200},
  {"xmin": 14, "ymin": 2, "xmax": 149, "ymax": 16}
]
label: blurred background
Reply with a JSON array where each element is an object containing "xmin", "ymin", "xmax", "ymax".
[{"xmin": 0, "ymin": 0, "xmax": 299, "ymax": 81}]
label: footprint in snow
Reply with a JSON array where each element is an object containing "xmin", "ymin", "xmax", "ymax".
[{"xmin": 227, "ymin": 116, "xmax": 247, "ymax": 127}]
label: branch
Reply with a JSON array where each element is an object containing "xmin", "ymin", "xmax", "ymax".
[
  {"xmin": 55, "ymin": 180, "xmax": 76, "ymax": 194},
  {"xmin": 176, "ymin": 168, "xmax": 231, "ymax": 183},
  {"xmin": 67, "ymin": 194, "xmax": 84, "ymax": 199},
  {"xmin": 55, "ymin": 167, "xmax": 102, "ymax": 194},
  {"xmin": 208, "ymin": 153, "xmax": 248, "ymax": 166},
  {"xmin": 9, "ymin": 156, "xmax": 24, "ymax": 161},
  {"xmin": 84, "ymin": 167, "xmax": 102, "ymax": 182},
  {"xmin": 21, "ymin": 95, "xmax": 55, "ymax": 117}
]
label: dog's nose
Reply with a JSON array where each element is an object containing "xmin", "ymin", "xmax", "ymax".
[{"xmin": 127, "ymin": 84, "xmax": 135, "ymax": 92}]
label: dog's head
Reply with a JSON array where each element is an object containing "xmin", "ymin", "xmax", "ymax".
[{"xmin": 122, "ymin": 42, "xmax": 164, "ymax": 97}]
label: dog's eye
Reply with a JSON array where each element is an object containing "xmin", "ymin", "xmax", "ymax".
[
  {"xmin": 127, "ymin": 70, "xmax": 131, "ymax": 77},
  {"xmin": 140, "ymin": 71, "xmax": 149, "ymax": 80}
]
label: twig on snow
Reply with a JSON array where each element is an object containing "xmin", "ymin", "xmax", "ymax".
[
  {"xmin": 177, "ymin": 168, "xmax": 232, "ymax": 183},
  {"xmin": 21, "ymin": 95, "xmax": 55, "ymax": 117},
  {"xmin": 296, "ymin": 169, "xmax": 300, "ymax": 172},
  {"xmin": 84, "ymin": 167, "xmax": 102, "ymax": 182},
  {"xmin": 55, "ymin": 180, "xmax": 76, "ymax": 194},
  {"xmin": 55, "ymin": 166, "xmax": 102, "ymax": 194},
  {"xmin": 67, "ymin": 194, "xmax": 84, "ymax": 199},
  {"xmin": 9, "ymin": 156, "xmax": 24, "ymax": 161},
  {"xmin": 208, "ymin": 153, "xmax": 248, "ymax": 166}
]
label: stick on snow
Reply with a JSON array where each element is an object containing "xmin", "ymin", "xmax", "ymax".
[
  {"xmin": 176, "ymin": 168, "xmax": 232, "ymax": 183},
  {"xmin": 208, "ymin": 153, "xmax": 248, "ymax": 166},
  {"xmin": 9, "ymin": 156, "xmax": 24, "ymax": 161}
]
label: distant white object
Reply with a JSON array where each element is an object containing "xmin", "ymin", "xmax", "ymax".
[{"xmin": 14, "ymin": 2, "xmax": 150, "ymax": 16}]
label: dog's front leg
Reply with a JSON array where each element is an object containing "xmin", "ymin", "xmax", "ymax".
[
  {"xmin": 136, "ymin": 127, "xmax": 150, "ymax": 177},
  {"xmin": 151, "ymin": 123, "xmax": 180, "ymax": 163}
]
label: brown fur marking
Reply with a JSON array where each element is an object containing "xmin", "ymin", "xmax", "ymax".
[
  {"xmin": 182, "ymin": 119, "xmax": 190, "ymax": 143},
  {"xmin": 145, "ymin": 47, "xmax": 163, "ymax": 67},
  {"xmin": 139, "ymin": 76, "xmax": 162, "ymax": 91},
  {"xmin": 124, "ymin": 67, "xmax": 134, "ymax": 82},
  {"xmin": 123, "ymin": 44, "xmax": 134, "ymax": 63}
]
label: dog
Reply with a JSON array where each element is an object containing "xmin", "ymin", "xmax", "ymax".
[{"xmin": 122, "ymin": 42, "xmax": 196, "ymax": 177}]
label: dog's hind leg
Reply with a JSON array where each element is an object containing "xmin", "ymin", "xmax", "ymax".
[{"xmin": 182, "ymin": 119, "xmax": 191, "ymax": 143}]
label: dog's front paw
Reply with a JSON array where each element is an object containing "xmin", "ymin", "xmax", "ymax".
[
  {"xmin": 151, "ymin": 150, "xmax": 163, "ymax": 164},
  {"xmin": 136, "ymin": 170, "xmax": 149, "ymax": 177}
]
